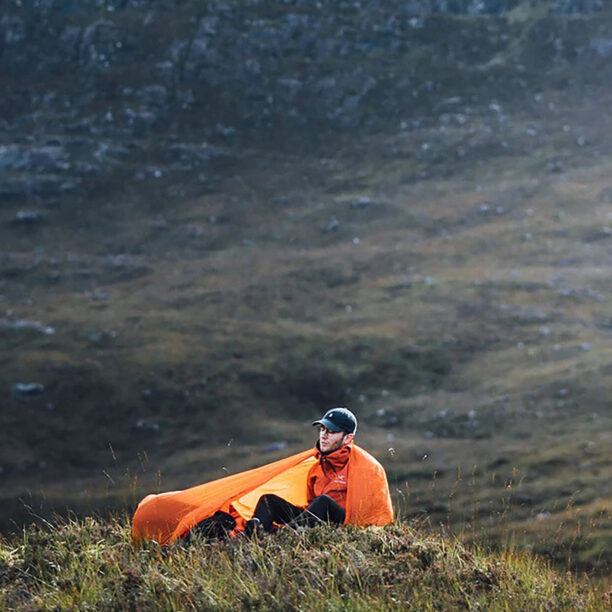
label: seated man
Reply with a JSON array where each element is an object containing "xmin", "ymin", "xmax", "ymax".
[
  {"xmin": 244, "ymin": 407, "xmax": 357, "ymax": 535},
  {"xmin": 132, "ymin": 406, "xmax": 392, "ymax": 544}
]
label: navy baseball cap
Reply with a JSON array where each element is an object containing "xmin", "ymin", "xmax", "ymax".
[{"xmin": 313, "ymin": 407, "xmax": 357, "ymax": 434}]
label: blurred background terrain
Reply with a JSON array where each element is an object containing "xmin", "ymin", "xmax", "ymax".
[{"xmin": 0, "ymin": 0, "xmax": 610, "ymax": 579}]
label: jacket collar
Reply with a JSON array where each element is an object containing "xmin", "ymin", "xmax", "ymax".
[{"xmin": 315, "ymin": 441, "xmax": 351, "ymax": 468}]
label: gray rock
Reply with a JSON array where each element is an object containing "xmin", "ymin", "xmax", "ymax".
[
  {"xmin": 80, "ymin": 19, "xmax": 123, "ymax": 68},
  {"xmin": 185, "ymin": 36, "xmax": 219, "ymax": 74},
  {"xmin": 12, "ymin": 210, "xmax": 46, "ymax": 225},
  {"xmin": 322, "ymin": 217, "xmax": 340, "ymax": 233},
  {"xmin": 123, "ymin": 107, "xmax": 158, "ymax": 131},
  {"xmin": 134, "ymin": 419, "xmax": 160, "ymax": 433},
  {"xmin": 584, "ymin": 38, "xmax": 612, "ymax": 58},
  {"xmin": 262, "ymin": 441, "xmax": 289, "ymax": 453},
  {"xmin": 176, "ymin": 88, "xmax": 196, "ymax": 109},
  {"xmin": 10, "ymin": 382, "xmax": 45, "ymax": 401},
  {"xmin": 134, "ymin": 85, "xmax": 168, "ymax": 106},
  {"xmin": 58, "ymin": 25, "xmax": 83, "ymax": 59},
  {"xmin": 552, "ymin": 0, "xmax": 604, "ymax": 14},
  {"xmin": 0, "ymin": 145, "xmax": 70, "ymax": 173},
  {"xmin": 599, "ymin": 187, "xmax": 612, "ymax": 203},
  {"xmin": 1, "ymin": 16, "xmax": 25, "ymax": 45},
  {"xmin": 155, "ymin": 60, "xmax": 176, "ymax": 84},
  {"xmin": 0, "ymin": 318, "xmax": 55, "ymax": 334},
  {"xmin": 196, "ymin": 16, "xmax": 219, "ymax": 37},
  {"xmin": 276, "ymin": 78, "xmax": 303, "ymax": 103},
  {"xmin": 88, "ymin": 330, "xmax": 117, "ymax": 344},
  {"xmin": 165, "ymin": 143, "xmax": 214, "ymax": 169},
  {"xmin": 165, "ymin": 39, "xmax": 189, "ymax": 63},
  {"xmin": 349, "ymin": 196, "xmax": 374, "ymax": 209}
]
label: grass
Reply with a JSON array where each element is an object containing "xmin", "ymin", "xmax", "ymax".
[
  {"xmin": 0, "ymin": 0, "xmax": 611, "ymax": 593},
  {"xmin": 0, "ymin": 516, "xmax": 608, "ymax": 611}
]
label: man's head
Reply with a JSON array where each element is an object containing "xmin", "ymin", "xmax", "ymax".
[{"xmin": 312, "ymin": 407, "xmax": 357, "ymax": 454}]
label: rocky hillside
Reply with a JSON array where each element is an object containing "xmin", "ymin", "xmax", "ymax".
[{"xmin": 1, "ymin": 0, "xmax": 611, "ymax": 203}]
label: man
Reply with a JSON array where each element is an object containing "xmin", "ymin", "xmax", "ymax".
[
  {"xmin": 245, "ymin": 407, "xmax": 357, "ymax": 534},
  {"xmin": 132, "ymin": 407, "xmax": 393, "ymax": 545}
]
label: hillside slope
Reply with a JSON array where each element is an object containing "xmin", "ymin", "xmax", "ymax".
[{"xmin": 0, "ymin": 0, "xmax": 610, "ymax": 579}]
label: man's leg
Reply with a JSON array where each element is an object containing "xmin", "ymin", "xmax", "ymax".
[
  {"xmin": 290, "ymin": 494, "xmax": 346, "ymax": 528},
  {"xmin": 186, "ymin": 510, "xmax": 236, "ymax": 541},
  {"xmin": 250, "ymin": 493, "xmax": 303, "ymax": 532}
]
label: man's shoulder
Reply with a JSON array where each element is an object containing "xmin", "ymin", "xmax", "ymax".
[{"xmin": 350, "ymin": 444, "xmax": 385, "ymax": 472}]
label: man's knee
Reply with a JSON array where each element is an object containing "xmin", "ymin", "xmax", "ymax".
[
  {"xmin": 258, "ymin": 493, "xmax": 284, "ymax": 507},
  {"xmin": 309, "ymin": 494, "xmax": 334, "ymax": 510},
  {"xmin": 307, "ymin": 495, "xmax": 345, "ymax": 523}
]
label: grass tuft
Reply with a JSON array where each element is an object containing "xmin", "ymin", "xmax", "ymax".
[{"xmin": 0, "ymin": 516, "xmax": 608, "ymax": 611}]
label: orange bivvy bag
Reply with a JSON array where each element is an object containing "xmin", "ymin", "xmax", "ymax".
[{"xmin": 132, "ymin": 444, "xmax": 394, "ymax": 545}]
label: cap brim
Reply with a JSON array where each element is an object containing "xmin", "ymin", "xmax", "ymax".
[{"xmin": 312, "ymin": 418, "xmax": 343, "ymax": 432}]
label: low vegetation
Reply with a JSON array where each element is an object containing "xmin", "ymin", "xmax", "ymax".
[
  {"xmin": 0, "ymin": 0, "xmax": 610, "ymax": 593},
  {"xmin": 0, "ymin": 516, "xmax": 608, "ymax": 611}
]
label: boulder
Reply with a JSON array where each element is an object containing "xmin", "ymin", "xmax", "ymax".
[{"xmin": 10, "ymin": 382, "xmax": 45, "ymax": 401}]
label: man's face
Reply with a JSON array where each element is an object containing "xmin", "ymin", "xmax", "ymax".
[{"xmin": 318, "ymin": 425, "xmax": 353, "ymax": 453}]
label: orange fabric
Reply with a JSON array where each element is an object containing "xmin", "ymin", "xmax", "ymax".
[
  {"xmin": 132, "ymin": 444, "xmax": 393, "ymax": 545},
  {"xmin": 132, "ymin": 449, "xmax": 315, "ymax": 545},
  {"xmin": 232, "ymin": 455, "xmax": 317, "ymax": 518},
  {"xmin": 344, "ymin": 445, "xmax": 394, "ymax": 527},
  {"xmin": 307, "ymin": 444, "xmax": 351, "ymax": 509}
]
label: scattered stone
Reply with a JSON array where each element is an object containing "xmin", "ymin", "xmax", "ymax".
[
  {"xmin": 0, "ymin": 318, "xmax": 55, "ymax": 334},
  {"xmin": 0, "ymin": 144, "xmax": 70, "ymax": 173},
  {"xmin": 262, "ymin": 441, "xmax": 289, "ymax": 453},
  {"xmin": 88, "ymin": 330, "xmax": 117, "ymax": 344},
  {"xmin": 81, "ymin": 19, "xmax": 124, "ymax": 69},
  {"xmin": 599, "ymin": 187, "xmax": 612, "ymax": 203},
  {"xmin": 11, "ymin": 210, "xmax": 46, "ymax": 225},
  {"xmin": 215, "ymin": 123, "xmax": 236, "ymax": 136},
  {"xmin": 349, "ymin": 196, "xmax": 374, "ymax": 209},
  {"xmin": 1, "ymin": 15, "xmax": 25, "ymax": 45},
  {"xmin": 322, "ymin": 217, "xmax": 340, "ymax": 233},
  {"xmin": 10, "ymin": 382, "xmax": 45, "ymax": 401},
  {"xmin": 134, "ymin": 419, "xmax": 160, "ymax": 433},
  {"xmin": 583, "ymin": 37, "xmax": 612, "ymax": 58},
  {"xmin": 90, "ymin": 289, "xmax": 109, "ymax": 301},
  {"xmin": 165, "ymin": 142, "xmax": 215, "ymax": 169},
  {"xmin": 134, "ymin": 85, "xmax": 168, "ymax": 105}
]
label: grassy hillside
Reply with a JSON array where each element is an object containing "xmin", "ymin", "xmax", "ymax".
[
  {"xmin": 0, "ymin": 517, "xmax": 608, "ymax": 611},
  {"xmin": 3, "ymin": 108, "xmax": 610, "ymax": 577},
  {"xmin": 0, "ymin": 0, "xmax": 610, "ymax": 583}
]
